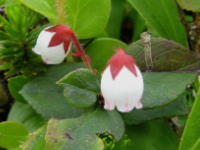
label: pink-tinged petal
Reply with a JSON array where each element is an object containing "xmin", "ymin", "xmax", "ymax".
[
  {"xmin": 136, "ymin": 101, "xmax": 143, "ymax": 109},
  {"xmin": 115, "ymin": 66, "xmax": 143, "ymax": 112},
  {"xmin": 109, "ymin": 48, "xmax": 137, "ymax": 80},
  {"xmin": 33, "ymin": 25, "xmax": 73, "ymax": 64},
  {"xmin": 45, "ymin": 25, "xmax": 72, "ymax": 54},
  {"xmin": 101, "ymin": 50, "xmax": 144, "ymax": 112},
  {"xmin": 32, "ymin": 48, "xmax": 41, "ymax": 55},
  {"xmin": 41, "ymin": 42, "xmax": 72, "ymax": 64},
  {"xmin": 104, "ymin": 99, "xmax": 115, "ymax": 111}
]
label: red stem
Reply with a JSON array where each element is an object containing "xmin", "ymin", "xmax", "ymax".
[{"xmin": 70, "ymin": 32, "xmax": 93, "ymax": 71}]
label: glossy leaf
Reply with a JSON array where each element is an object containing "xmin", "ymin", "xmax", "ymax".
[
  {"xmin": 179, "ymin": 78, "xmax": 200, "ymax": 150},
  {"xmin": 8, "ymin": 75, "xmax": 31, "ymax": 103},
  {"xmin": 125, "ymin": 120, "xmax": 179, "ymax": 150},
  {"xmin": 0, "ymin": 121, "xmax": 29, "ymax": 149},
  {"xmin": 125, "ymin": 38, "xmax": 200, "ymax": 72},
  {"xmin": 86, "ymin": 38, "xmax": 127, "ymax": 74},
  {"xmin": 19, "ymin": 0, "xmax": 111, "ymax": 39},
  {"xmin": 121, "ymin": 96, "xmax": 188, "ymax": 125},
  {"xmin": 17, "ymin": 0, "xmax": 57, "ymax": 20},
  {"xmin": 7, "ymin": 102, "xmax": 46, "ymax": 132},
  {"xmin": 130, "ymin": 9, "xmax": 147, "ymax": 42},
  {"xmin": 142, "ymin": 72, "xmax": 196, "ymax": 108},
  {"xmin": 105, "ymin": 0, "xmax": 124, "ymax": 39},
  {"xmin": 177, "ymin": 0, "xmax": 200, "ymax": 12},
  {"xmin": 20, "ymin": 63, "xmax": 83, "ymax": 120},
  {"xmin": 127, "ymin": 0, "xmax": 188, "ymax": 47},
  {"xmin": 46, "ymin": 108, "xmax": 124, "ymax": 150},
  {"xmin": 58, "ymin": 68, "xmax": 100, "ymax": 109}
]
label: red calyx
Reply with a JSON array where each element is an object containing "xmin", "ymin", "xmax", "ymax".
[
  {"xmin": 109, "ymin": 48, "xmax": 137, "ymax": 80},
  {"xmin": 45, "ymin": 25, "xmax": 73, "ymax": 53}
]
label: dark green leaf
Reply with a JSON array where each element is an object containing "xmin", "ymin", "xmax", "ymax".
[
  {"xmin": 125, "ymin": 38, "xmax": 200, "ymax": 71},
  {"xmin": 142, "ymin": 72, "xmax": 196, "ymax": 108},
  {"xmin": 7, "ymin": 102, "xmax": 46, "ymax": 132},
  {"xmin": 0, "ymin": 121, "xmax": 29, "ymax": 149},
  {"xmin": 58, "ymin": 68, "xmax": 100, "ymax": 109},
  {"xmin": 46, "ymin": 108, "xmax": 124, "ymax": 150},
  {"xmin": 121, "ymin": 96, "xmax": 188, "ymax": 125},
  {"xmin": 86, "ymin": 38, "xmax": 127, "ymax": 74},
  {"xmin": 179, "ymin": 78, "xmax": 200, "ymax": 150},
  {"xmin": 177, "ymin": 0, "xmax": 200, "ymax": 12},
  {"xmin": 20, "ymin": 63, "xmax": 83, "ymax": 120},
  {"xmin": 127, "ymin": 0, "xmax": 188, "ymax": 47},
  {"xmin": 8, "ymin": 75, "xmax": 31, "ymax": 103},
  {"xmin": 125, "ymin": 119, "xmax": 179, "ymax": 150}
]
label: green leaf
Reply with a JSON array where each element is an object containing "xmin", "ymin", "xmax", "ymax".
[
  {"xmin": 105, "ymin": 0, "xmax": 124, "ymax": 39},
  {"xmin": 8, "ymin": 75, "xmax": 32, "ymax": 103},
  {"xmin": 17, "ymin": 0, "xmax": 57, "ymax": 20},
  {"xmin": 177, "ymin": 0, "xmax": 200, "ymax": 12},
  {"xmin": 17, "ymin": 125, "xmax": 46, "ymax": 150},
  {"xmin": 179, "ymin": 78, "xmax": 200, "ymax": 150},
  {"xmin": 125, "ymin": 38, "xmax": 199, "ymax": 72},
  {"xmin": 20, "ymin": 63, "xmax": 83, "ymax": 120},
  {"xmin": 142, "ymin": 72, "xmax": 196, "ymax": 108},
  {"xmin": 191, "ymin": 138, "xmax": 200, "ymax": 150},
  {"xmin": 125, "ymin": 119, "xmax": 179, "ymax": 150},
  {"xmin": 86, "ymin": 38, "xmax": 127, "ymax": 74},
  {"xmin": 58, "ymin": 68, "xmax": 100, "ymax": 109},
  {"xmin": 1, "ymin": 0, "xmax": 16, "ymax": 5},
  {"xmin": 7, "ymin": 102, "xmax": 46, "ymax": 132},
  {"xmin": 127, "ymin": 0, "xmax": 188, "ymax": 47},
  {"xmin": 130, "ymin": 9, "xmax": 147, "ymax": 42},
  {"xmin": 64, "ymin": 0, "xmax": 111, "ymax": 39},
  {"xmin": 28, "ymin": 128, "xmax": 46, "ymax": 150},
  {"xmin": 46, "ymin": 108, "xmax": 124, "ymax": 150},
  {"xmin": 121, "ymin": 96, "xmax": 188, "ymax": 125},
  {"xmin": 0, "ymin": 121, "xmax": 29, "ymax": 149},
  {"xmin": 19, "ymin": 0, "xmax": 111, "ymax": 39}
]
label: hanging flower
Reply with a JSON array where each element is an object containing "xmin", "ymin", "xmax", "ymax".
[
  {"xmin": 101, "ymin": 48, "xmax": 144, "ymax": 112},
  {"xmin": 33, "ymin": 25, "xmax": 73, "ymax": 64}
]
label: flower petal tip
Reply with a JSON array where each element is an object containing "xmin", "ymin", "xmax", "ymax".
[{"xmin": 136, "ymin": 101, "xmax": 143, "ymax": 109}]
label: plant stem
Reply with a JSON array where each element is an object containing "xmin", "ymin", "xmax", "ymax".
[
  {"xmin": 57, "ymin": 0, "xmax": 65, "ymax": 24},
  {"xmin": 70, "ymin": 32, "xmax": 93, "ymax": 71},
  {"xmin": 17, "ymin": 124, "xmax": 47, "ymax": 150}
]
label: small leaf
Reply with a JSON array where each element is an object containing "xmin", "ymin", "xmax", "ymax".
[
  {"xmin": 20, "ymin": 63, "xmax": 83, "ymax": 120},
  {"xmin": 177, "ymin": 0, "xmax": 200, "ymax": 12},
  {"xmin": 142, "ymin": 72, "xmax": 196, "ymax": 108},
  {"xmin": 86, "ymin": 38, "xmax": 127, "ymax": 74},
  {"xmin": 46, "ymin": 108, "xmax": 124, "ymax": 150},
  {"xmin": 125, "ymin": 38, "xmax": 200, "ymax": 72},
  {"xmin": 125, "ymin": 120, "xmax": 179, "ymax": 150},
  {"xmin": 127, "ymin": 0, "xmax": 188, "ymax": 47},
  {"xmin": 58, "ymin": 68, "xmax": 100, "ymax": 109},
  {"xmin": 0, "ymin": 121, "xmax": 29, "ymax": 149},
  {"xmin": 121, "ymin": 96, "xmax": 188, "ymax": 125},
  {"xmin": 179, "ymin": 78, "xmax": 200, "ymax": 150},
  {"xmin": 7, "ymin": 102, "xmax": 46, "ymax": 132}
]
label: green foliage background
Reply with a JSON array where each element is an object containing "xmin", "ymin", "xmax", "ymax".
[{"xmin": 0, "ymin": 0, "xmax": 199, "ymax": 149}]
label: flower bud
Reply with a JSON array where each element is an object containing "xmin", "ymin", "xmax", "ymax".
[
  {"xmin": 101, "ymin": 48, "xmax": 144, "ymax": 112},
  {"xmin": 33, "ymin": 25, "xmax": 72, "ymax": 64}
]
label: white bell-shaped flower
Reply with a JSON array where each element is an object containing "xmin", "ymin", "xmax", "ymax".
[
  {"xmin": 101, "ymin": 48, "xmax": 144, "ymax": 112},
  {"xmin": 33, "ymin": 25, "xmax": 72, "ymax": 64}
]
